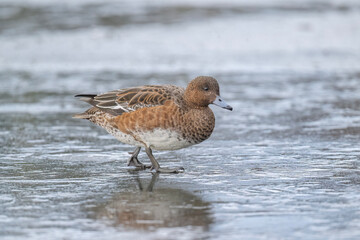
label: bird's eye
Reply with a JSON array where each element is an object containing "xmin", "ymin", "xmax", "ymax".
[{"xmin": 203, "ymin": 86, "xmax": 209, "ymax": 91}]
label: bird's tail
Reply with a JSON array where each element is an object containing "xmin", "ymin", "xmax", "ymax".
[
  {"xmin": 72, "ymin": 113, "xmax": 91, "ymax": 119},
  {"xmin": 73, "ymin": 94, "xmax": 98, "ymax": 119},
  {"xmin": 74, "ymin": 94, "xmax": 97, "ymax": 104},
  {"xmin": 73, "ymin": 106, "xmax": 101, "ymax": 119}
]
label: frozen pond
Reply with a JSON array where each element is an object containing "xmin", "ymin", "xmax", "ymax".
[{"xmin": 1, "ymin": 0, "xmax": 360, "ymax": 239}]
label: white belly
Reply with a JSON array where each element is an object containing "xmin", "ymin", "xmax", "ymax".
[
  {"xmin": 136, "ymin": 128, "xmax": 194, "ymax": 150},
  {"xmin": 106, "ymin": 127, "xmax": 193, "ymax": 150}
]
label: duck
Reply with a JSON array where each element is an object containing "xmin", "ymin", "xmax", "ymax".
[{"xmin": 73, "ymin": 76, "xmax": 232, "ymax": 173}]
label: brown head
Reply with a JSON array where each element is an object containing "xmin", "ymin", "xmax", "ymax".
[{"xmin": 184, "ymin": 76, "xmax": 233, "ymax": 111}]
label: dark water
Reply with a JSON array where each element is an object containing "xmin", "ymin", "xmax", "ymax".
[{"xmin": 1, "ymin": 1, "xmax": 360, "ymax": 239}]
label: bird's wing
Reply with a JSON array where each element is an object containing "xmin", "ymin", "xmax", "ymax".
[{"xmin": 75, "ymin": 85, "xmax": 184, "ymax": 116}]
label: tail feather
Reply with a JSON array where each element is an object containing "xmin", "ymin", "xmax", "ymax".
[
  {"xmin": 73, "ymin": 106, "xmax": 101, "ymax": 119},
  {"xmin": 75, "ymin": 94, "xmax": 97, "ymax": 105},
  {"xmin": 74, "ymin": 94, "xmax": 96, "ymax": 98},
  {"xmin": 72, "ymin": 113, "xmax": 91, "ymax": 119}
]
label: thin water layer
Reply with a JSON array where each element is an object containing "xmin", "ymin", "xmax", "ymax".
[
  {"xmin": 1, "ymin": 0, "xmax": 360, "ymax": 239},
  {"xmin": 1, "ymin": 71, "xmax": 360, "ymax": 240}
]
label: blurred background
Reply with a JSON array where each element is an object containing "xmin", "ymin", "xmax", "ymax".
[{"xmin": 1, "ymin": 0, "xmax": 360, "ymax": 239}]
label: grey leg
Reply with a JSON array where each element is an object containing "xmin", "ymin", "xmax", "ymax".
[
  {"xmin": 127, "ymin": 147, "xmax": 151, "ymax": 169},
  {"xmin": 145, "ymin": 147, "xmax": 184, "ymax": 174}
]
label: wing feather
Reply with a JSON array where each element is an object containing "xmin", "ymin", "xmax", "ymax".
[{"xmin": 76, "ymin": 85, "xmax": 184, "ymax": 116}]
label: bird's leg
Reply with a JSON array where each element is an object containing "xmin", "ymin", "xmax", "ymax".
[
  {"xmin": 127, "ymin": 147, "xmax": 151, "ymax": 169},
  {"xmin": 145, "ymin": 147, "xmax": 184, "ymax": 174}
]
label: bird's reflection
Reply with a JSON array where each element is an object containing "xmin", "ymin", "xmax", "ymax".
[{"xmin": 91, "ymin": 172, "xmax": 213, "ymax": 230}]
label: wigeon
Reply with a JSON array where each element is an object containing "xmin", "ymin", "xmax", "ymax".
[{"xmin": 73, "ymin": 76, "xmax": 232, "ymax": 173}]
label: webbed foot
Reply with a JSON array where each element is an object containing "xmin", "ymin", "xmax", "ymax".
[
  {"xmin": 151, "ymin": 166, "xmax": 185, "ymax": 174},
  {"xmin": 145, "ymin": 147, "xmax": 185, "ymax": 174},
  {"xmin": 127, "ymin": 147, "xmax": 151, "ymax": 170}
]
